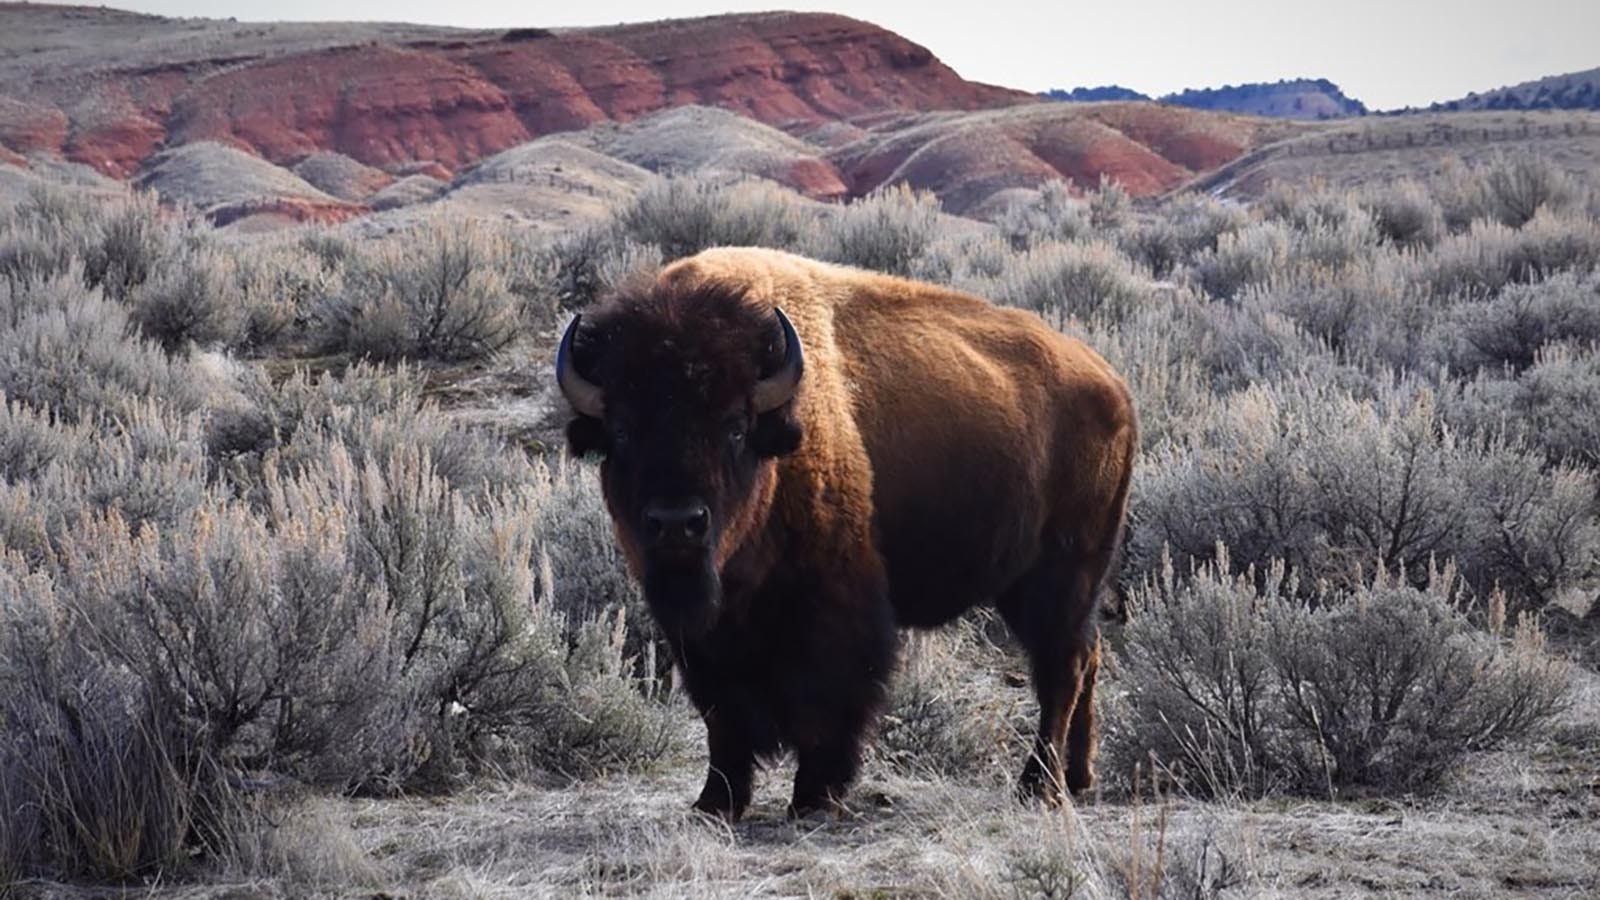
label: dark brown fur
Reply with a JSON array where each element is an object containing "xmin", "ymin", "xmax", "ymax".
[{"xmin": 563, "ymin": 248, "xmax": 1136, "ymax": 817}]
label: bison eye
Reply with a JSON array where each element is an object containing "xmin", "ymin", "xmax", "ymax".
[
  {"xmin": 725, "ymin": 418, "xmax": 747, "ymax": 446},
  {"xmin": 610, "ymin": 422, "xmax": 630, "ymax": 448}
]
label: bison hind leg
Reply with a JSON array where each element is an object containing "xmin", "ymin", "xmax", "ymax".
[
  {"xmin": 998, "ymin": 548, "xmax": 1108, "ymax": 805},
  {"xmin": 1063, "ymin": 635, "xmax": 1102, "ymax": 794}
]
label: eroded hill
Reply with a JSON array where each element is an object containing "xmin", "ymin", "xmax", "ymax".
[{"xmin": 0, "ymin": 3, "xmax": 1024, "ymax": 179}]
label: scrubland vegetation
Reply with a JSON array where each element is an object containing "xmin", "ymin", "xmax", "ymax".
[{"xmin": 2, "ymin": 155, "xmax": 1598, "ymax": 895}]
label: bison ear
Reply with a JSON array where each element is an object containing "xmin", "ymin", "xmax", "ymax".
[
  {"xmin": 750, "ymin": 408, "xmax": 802, "ymax": 458},
  {"xmin": 566, "ymin": 416, "xmax": 610, "ymax": 458}
]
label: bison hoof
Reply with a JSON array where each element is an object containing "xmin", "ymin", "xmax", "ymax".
[
  {"xmin": 1016, "ymin": 763, "xmax": 1066, "ymax": 807},
  {"xmin": 787, "ymin": 795, "xmax": 847, "ymax": 821},
  {"xmin": 1066, "ymin": 764, "xmax": 1095, "ymax": 796},
  {"xmin": 690, "ymin": 797, "xmax": 744, "ymax": 823}
]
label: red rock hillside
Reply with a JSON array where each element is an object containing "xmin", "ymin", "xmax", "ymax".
[{"xmin": 0, "ymin": 4, "xmax": 1027, "ymax": 179}]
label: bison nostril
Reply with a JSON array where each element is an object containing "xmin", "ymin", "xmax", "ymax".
[{"xmin": 685, "ymin": 506, "xmax": 709, "ymax": 538}]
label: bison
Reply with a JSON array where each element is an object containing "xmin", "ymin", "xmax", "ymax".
[{"xmin": 557, "ymin": 247, "xmax": 1136, "ymax": 819}]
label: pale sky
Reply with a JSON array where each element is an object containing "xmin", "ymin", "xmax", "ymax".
[{"xmin": 36, "ymin": 0, "xmax": 1600, "ymax": 110}]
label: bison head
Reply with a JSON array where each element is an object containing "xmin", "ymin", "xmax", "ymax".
[{"xmin": 556, "ymin": 283, "xmax": 804, "ymax": 636}]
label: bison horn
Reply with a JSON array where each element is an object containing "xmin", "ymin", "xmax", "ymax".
[
  {"xmin": 752, "ymin": 307, "xmax": 804, "ymax": 413},
  {"xmin": 556, "ymin": 314, "xmax": 605, "ymax": 418}
]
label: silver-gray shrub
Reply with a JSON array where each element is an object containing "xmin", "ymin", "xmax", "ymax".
[
  {"xmin": 0, "ymin": 186, "xmax": 173, "ymax": 302},
  {"xmin": 1358, "ymin": 179, "xmax": 1445, "ymax": 249},
  {"xmin": 874, "ymin": 625, "xmax": 1023, "ymax": 780},
  {"xmin": 997, "ymin": 180, "xmax": 1093, "ymax": 249},
  {"xmin": 83, "ymin": 191, "xmax": 171, "ymax": 302},
  {"xmin": 1446, "ymin": 342, "xmax": 1600, "ymax": 471},
  {"xmin": 0, "ymin": 328, "xmax": 666, "ymax": 882},
  {"xmin": 531, "ymin": 455, "xmax": 646, "ymax": 639},
  {"xmin": 1109, "ymin": 555, "xmax": 1570, "ymax": 798},
  {"xmin": 1118, "ymin": 193, "xmax": 1249, "ymax": 279},
  {"xmin": 0, "ymin": 275, "xmax": 213, "ymax": 421},
  {"xmin": 0, "ymin": 582, "xmax": 222, "ymax": 882},
  {"xmin": 1421, "ymin": 211, "xmax": 1600, "ymax": 299},
  {"xmin": 1, "ymin": 434, "xmax": 665, "ymax": 799},
  {"xmin": 1189, "ymin": 219, "xmax": 1292, "ymax": 300},
  {"xmin": 230, "ymin": 240, "xmax": 344, "ymax": 353},
  {"xmin": 1448, "ymin": 424, "xmax": 1600, "ymax": 612},
  {"xmin": 319, "ymin": 219, "xmax": 522, "ymax": 362},
  {"xmin": 1431, "ymin": 155, "xmax": 1587, "ymax": 233},
  {"xmin": 0, "ymin": 403, "xmax": 209, "ymax": 549},
  {"xmin": 1269, "ymin": 583, "xmax": 1565, "ymax": 791},
  {"xmin": 1169, "ymin": 295, "xmax": 1329, "ymax": 393},
  {"xmin": 1130, "ymin": 377, "xmax": 1600, "ymax": 611},
  {"xmin": 808, "ymin": 183, "xmax": 941, "ymax": 276},
  {"xmin": 212, "ymin": 363, "xmax": 532, "ymax": 504},
  {"xmin": 1088, "ymin": 175, "xmax": 1134, "ymax": 232},
  {"xmin": 1285, "ymin": 210, "xmax": 1382, "ymax": 273},
  {"xmin": 1238, "ymin": 255, "xmax": 1439, "ymax": 372},
  {"xmin": 908, "ymin": 231, "xmax": 1014, "ymax": 289},
  {"xmin": 989, "ymin": 239, "xmax": 1150, "ymax": 323},
  {"xmin": 0, "ymin": 394, "xmax": 85, "ymax": 485},
  {"xmin": 129, "ymin": 245, "xmax": 245, "ymax": 354},
  {"xmin": 616, "ymin": 174, "xmax": 813, "ymax": 261},
  {"xmin": 1437, "ymin": 270, "xmax": 1600, "ymax": 373},
  {"xmin": 1259, "ymin": 182, "xmax": 1369, "ymax": 234},
  {"xmin": 1080, "ymin": 308, "xmax": 1222, "ymax": 452},
  {"xmin": 297, "ymin": 228, "xmax": 358, "ymax": 271},
  {"xmin": 1084, "ymin": 287, "xmax": 1340, "ymax": 432},
  {"xmin": 523, "ymin": 226, "xmax": 664, "ymax": 314},
  {"xmin": 1190, "ymin": 207, "xmax": 1380, "ymax": 303},
  {"xmin": 0, "ymin": 218, "xmax": 77, "ymax": 297}
]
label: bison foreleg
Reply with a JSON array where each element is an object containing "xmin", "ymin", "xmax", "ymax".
[
  {"xmin": 692, "ymin": 713, "xmax": 755, "ymax": 821},
  {"xmin": 789, "ymin": 737, "xmax": 862, "ymax": 818}
]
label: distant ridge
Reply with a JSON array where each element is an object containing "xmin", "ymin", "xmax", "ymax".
[
  {"xmin": 1429, "ymin": 67, "xmax": 1600, "ymax": 112},
  {"xmin": 1044, "ymin": 77, "xmax": 1367, "ymax": 120},
  {"xmin": 1040, "ymin": 86, "xmax": 1150, "ymax": 102},
  {"xmin": 1162, "ymin": 78, "xmax": 1367, "ymax": 120}
]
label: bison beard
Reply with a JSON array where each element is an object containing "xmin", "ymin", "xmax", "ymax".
[
  {"xmin": 558, "ymin": 248, "xmax": 1136, "ymax": 821},
  {"xmin": 641, "ymin": 553, "xmax": 721, "ymax": 637}
]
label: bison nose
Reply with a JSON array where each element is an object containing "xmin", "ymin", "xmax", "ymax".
[{"xmin": 643, "ymin": 501, "xmax": 711, "ymax": 547}]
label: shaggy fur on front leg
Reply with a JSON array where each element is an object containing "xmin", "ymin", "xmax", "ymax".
[{"xmin": 691, "ymin": 710, "xmax": 757, "ymax": 821}]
